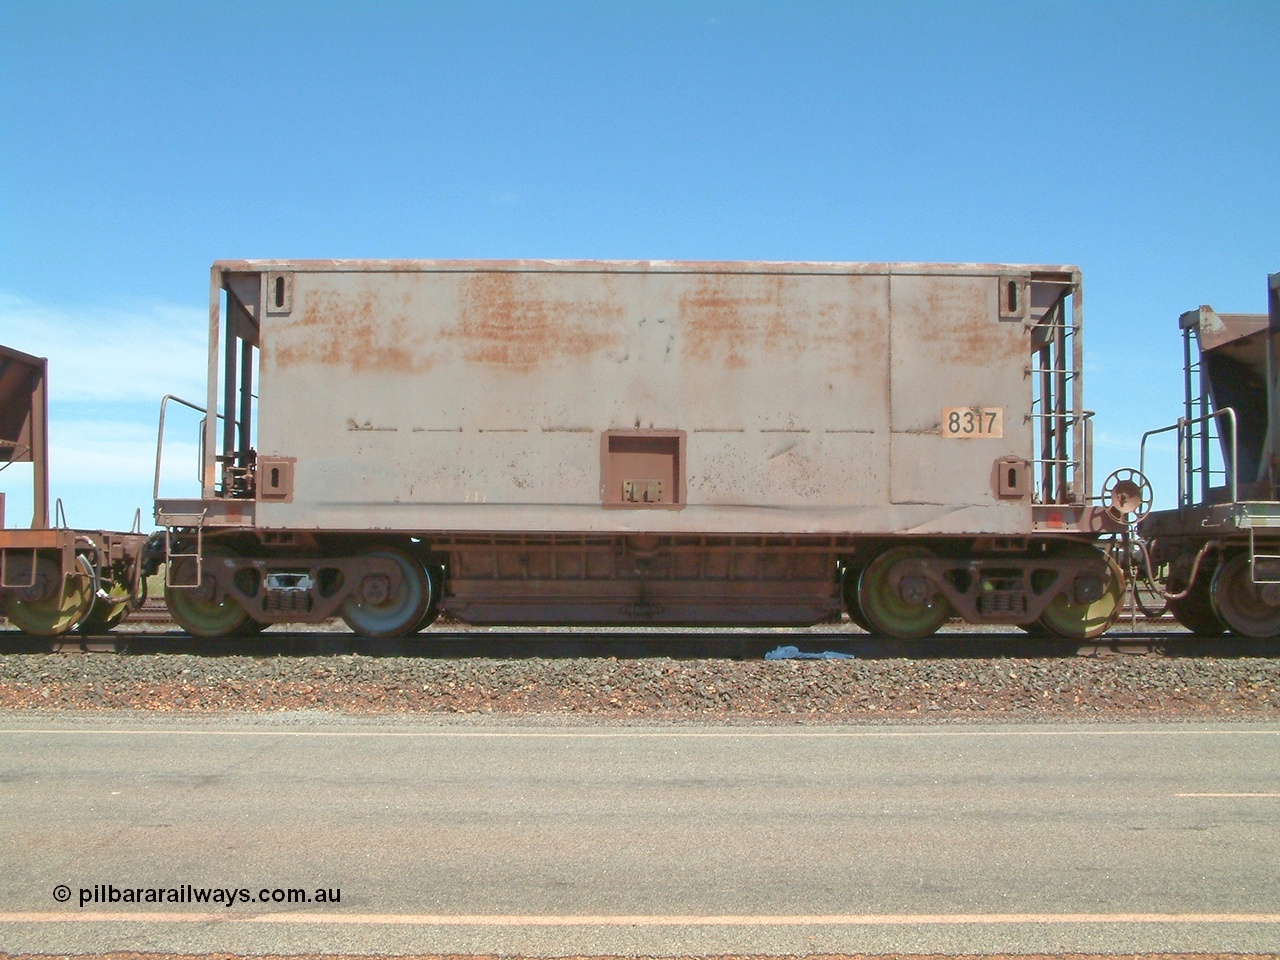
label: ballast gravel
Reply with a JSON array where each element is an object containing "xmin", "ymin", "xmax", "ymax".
[
  {"xmin": 2, "ymin": 953, "xmax": 1272, "ymax": 960},
  {"xmin": 5, "ymin": 953, "xmax": 1272, "ymax": 960},
  {"xmin": 0, "ymin": 649, "xmax": 1277, "ymax": 720}
]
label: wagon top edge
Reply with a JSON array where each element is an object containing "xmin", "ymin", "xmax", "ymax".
[
  {"xmin": 212, "ymin": 258, "xmax": 1081, "ymax": 280},
  {"xmin": 0, "ymin": 343, "xmax": 49, "ymax": 369},
  {"xmin": 1178, "ymin": 305, "xmax": 1270, "ymax": 353}
]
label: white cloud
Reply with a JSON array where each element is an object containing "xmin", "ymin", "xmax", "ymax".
[
  {"xmin": 48, "ymin": 418, "xmax": 188, "ymax": 487},
  {"xmin": 0, "ymin": 294, "xmax": 213, "ymax": 530},
  {"xmin": 1, "ymin": 417, "xmax": 202, "ymax": 530},
  {"xmin": 0, "ymin": 293, "xmax": 208, "ymax": 404}
]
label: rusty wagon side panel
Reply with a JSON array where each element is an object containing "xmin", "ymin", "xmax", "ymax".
[{"xmin": 246, "ymin": 262, "xmax": 1052, "ymax": 535}]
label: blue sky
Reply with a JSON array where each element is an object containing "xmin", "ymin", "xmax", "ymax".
[{"xmin": 1, "ymin": 0, "xmax": 1276, "ymax": 529}]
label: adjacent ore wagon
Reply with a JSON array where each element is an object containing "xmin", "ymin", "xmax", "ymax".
[
  {"xmin": 154, "ymin": 260, "xmax": 1125, "ymax": 640},
  {"xmin": 1137, "ymin": 273, "xmax": 1280, "ymax": 638},
  {"xmin": 0, "ymin": 345, "xmax": 148, "ymax": 636}
]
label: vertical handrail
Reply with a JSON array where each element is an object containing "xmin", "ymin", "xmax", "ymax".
[
  {"xmin": 1140, "ymin": 407, "xmax": 1238, "ymax": 509},
  {"xmin": 1182, "ymin": 325, "xmax": 1195, "ymax": 507},
  {"xmin": 154, "ymin": 395, "xmax": 209, "ymax": 503},
  {"xmin": 1071, "ymin": 278, "xmax": 1086, "ymax": 501},
  {"xmin": 1197, "ymin": 345, "xmax": 1212, "ymax": 504},
  {"xmin": 1027, "ymin": 288, "xmax": 1085, "ymax": 505},
  {"xmin": 1053, "ymin": 298, "xmax": 1068, "ymax": 500}
]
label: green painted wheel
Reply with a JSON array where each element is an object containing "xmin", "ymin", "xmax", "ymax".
[
  {"xmin": 1036, "ymin": 545, "xmax": 1125, "ymax": 640},
  {"xmin": 840, "ymin": 564, "xmax": 874, "ymax": 632},
  {"xmin": 340, "ymin": 547, "xmax": 431, "ymax": 639},
  {"xmin": 1210, "ymin": 552, "xmax": 1280, "ymax": 639},
  {"xmin": 78, "ymin": 579, "xmax": 133, "ymax": 633},
  {"xmin": 7, "ymin": 553, "xmax": 94, "ymax": 637},
  {"xmin": 165, "ymin": 547, "xmax": 250, "ymax": 638},
  {"xmin": 856, "ymin": 546, "xmax": 950, "ymax": 640}
]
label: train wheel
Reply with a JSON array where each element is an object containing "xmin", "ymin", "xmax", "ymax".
[
  {"xmin": 412, "ymin": 565, "xmax": 445, "ymax": 632},
  {"xmin": 840, "ymin": 564, "xmax": 874, "ymax": 631},
  {"xmin": 1133, "ymin": 577, "xmax": 1169, "ymax": 619},
  {"xmin": 78, "ymin": 579, "xmax": 133, "ymax": 633},
  {"xmin": 7, "ymin": 553, "xmax": 94, "ymax": 637},
  {"xmin": 166, "ymin": 547, "xmax": 251, "ymax": 638},
  {"xmin": 1167, "ymin": 569, "xmax": 1226, "ymax": 635},
  {"xmin": 1210, "ymin": 553, "xmax": 1280, "ymax": 639},
  {"xmin": 856, "ymin": 546, "xmax": 950, "ymax": 639},
  {"xmin": 340, "ymin": 547, "xmax": 431, "ymax": 639},
  {"xmin": 1036, "ymin": 545, "xmax": 1124, "ymax": 640}
]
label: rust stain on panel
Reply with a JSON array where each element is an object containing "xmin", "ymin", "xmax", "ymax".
[
  {"xmin": 443, "ymin": 272, "xmax": 624, "ymax": 369},
  {"xmin": 274, "ymin": 287, "xmax": 436, "ymax": 374},
  {"xmin": 679, "ymin": 274, "xmax": 880, "ymax": 370},
  {"xmin": 913, "ymin": 280, "xmax": 1017, "ymax": 367}
]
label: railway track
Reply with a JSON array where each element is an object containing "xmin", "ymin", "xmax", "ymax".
[
  {"xmin": 5, "ymin": 594, "xmax": 1279, "ymax": 660},
  {"xmin": 3, "ymin": 619, "xmax": 1279, "ymax": 660}
]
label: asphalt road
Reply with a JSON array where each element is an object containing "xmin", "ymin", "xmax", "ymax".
[{"xmin": 1, "ymin": 714, "xmax": 1278, "ymax": 955}]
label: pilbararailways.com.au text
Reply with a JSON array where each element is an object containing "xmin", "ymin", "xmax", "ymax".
[{"xmin": 67, "ymin": 884, "xmax": 341, "ymax": 908}]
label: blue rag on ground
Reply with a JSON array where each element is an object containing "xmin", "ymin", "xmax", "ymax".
[{"xmin": 764, "ymin": 645, "xmax": 855, "ymax": 661}]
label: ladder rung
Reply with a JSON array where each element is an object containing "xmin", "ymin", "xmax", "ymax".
[{"xmin": 163, "ymin": 510, "xmax": 206, "ymax": 589}]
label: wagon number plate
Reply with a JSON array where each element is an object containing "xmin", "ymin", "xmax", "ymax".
[{"xmin": 942, "ymin": 407, "xmax": 1003, "ymax": 438}]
